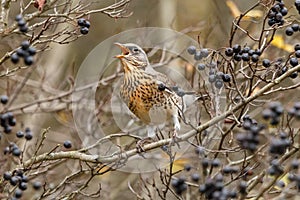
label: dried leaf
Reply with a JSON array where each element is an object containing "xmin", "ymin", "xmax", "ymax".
[
  {"xmin": 271, "ymin": 35, "xmax": 294, "ymax": 52},
  {"xmin": 226, "ymin": 0, "xmax": 241, "ymax": 18}
]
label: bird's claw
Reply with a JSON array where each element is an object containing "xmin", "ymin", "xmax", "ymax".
[
  {"xmin": 136, "ymin": 137, "xmax": 154, "ymax": 153},
  {"xmin": 169, "ymin": 130, "xmax": 180, "ymax": 148}
]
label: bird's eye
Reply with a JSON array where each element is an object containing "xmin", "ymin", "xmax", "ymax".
[{"xmin": 133, "ymin": 47, "xmax": 139, "ymax": 53}]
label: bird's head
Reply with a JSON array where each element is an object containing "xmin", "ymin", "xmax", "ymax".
[{"xmin": 115, "ymin": 43, "xmax": 149, "ymax": 71}]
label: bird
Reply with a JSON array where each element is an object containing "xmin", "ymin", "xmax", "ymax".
[{"xmin": 114, "ymin": 42, "xmax": 183, "ymax": 141}]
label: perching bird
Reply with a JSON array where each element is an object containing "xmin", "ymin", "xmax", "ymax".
[{"xmin": 114, "ymin": 42, "xmax": 183, "ymax": 139}]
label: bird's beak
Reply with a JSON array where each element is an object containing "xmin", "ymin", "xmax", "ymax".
[{"xmin": 114, "ymin": 42, "xmax": 130, "ymax": 59}]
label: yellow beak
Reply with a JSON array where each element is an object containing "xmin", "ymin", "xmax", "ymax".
[{"xmin": 114, "ymin": 42, "xmax": 130, "ymax": 59}]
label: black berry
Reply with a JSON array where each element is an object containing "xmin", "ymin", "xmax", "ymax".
[
  {"xmin": 80, "ymin": 27, "xmax": 89, "ymax": 35},
  {"xmin": 187, "ymin": 45, "xmax": 196, "ymax": 55},
  {"xmin": 63, "ymin": 140, "xmax": 72, "ymax": 148},
  {"xmin": 1, "ymin": 95, "xmax": 9, "ymax": 104},
  {"xmin": 11, "ymin": 53, "xmax": 20, "ymax": 64}
]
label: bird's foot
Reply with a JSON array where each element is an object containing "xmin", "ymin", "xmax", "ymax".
[
  {"xmin": 169, "ymin": 130, "xmax": 180, "ymax": 148},
  {"xmin": 136, "ymin": 137, "xmax": 154, "ymax": 153}
]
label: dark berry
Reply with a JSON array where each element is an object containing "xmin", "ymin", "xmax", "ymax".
[
  {"xmin": 214, "ymin": 80, "xmax": 223, "ymax": 89},
  {"xmin": 239, "ymin": 181, "xmax": 247, "ymax": 194},
  {"xmin": 275, "ymin": 12, "xmax": 282, "ymax": 21},
  {"xmin": 268, "ymin": 19, "xmax": 276, "ymax": 26},
  {"xmin": 63, "ymin": 140, "xmax": 72, "ymax": 148},
  {"xmin": 77, "ymin": 18, "xmax": 86, "ymax": 26},
  {"xmin": 11, "ymin": 53, "xmax": 20, "ymax": 64},
  {"xmin": 222, "ymin": 166, "xmax": 233, "ymax": 174},
  {"xmin": 187, "ymin": 45, "xmax": 196, "ymax": 55},
  {"xmin": 21, "ymin": 41, "xmax": 30, "ymax": 50},
  {"xmin": 4, "ymin": 126, "xmax": 12, "ymax": 134},
  {"xmin": 25, "ymin": 131, "xmax": 33, "ymax": 140},
  {"xmin": 184, "ymin": 164, "xmax": 191, "ymax": 171},
  {"xmin": 197, "ymin": 63, "xmax": 206, "ymax": 70},
  {"xmin": 83, "ymin": 20, "xmax": 91, "ymax": 28},
  {"xmin": 232, "ymin": 44, "xmax": 241, "ymax": 53},
  {"xmin": 211, "ymin": 158, "xmax": 221, "ymax": 167},
  {"xmin": 191, "ymin": 173, "xmax": 200, "ymax": 182},
  {"xmin": 24, "ymin": 56, "xmax": 34, "ymax": 66},
  {"xmin": 10, "ymin": 176, "xmax": 19, "ymax": 186},
  {"xmin": 262, "ymin": 59, "xmax": 271, "ymax": 68},
  {"xmin": 8, "ymin": 117, "xmax": 16, "ymax": 126},
  {"xmin": 1, "ymin": 95, "xmax": 9, "ymax": 104},
  {"xmin": 21, "ymin": 175, "xmax": 28, "ymax": 183},
  {"xmin": 3, "ymin": 171, "xmax": 12, "ymax": 180},
  {"xmin": 222, "ymin": 74, "xmax": 231, "ymax": 82},
  {"xmin": 202, "ymin": 158, "xmax": 210, "ymax": 168},
  {"xmin": 295, "ymin": 44, "xmax": 300, "ymax": 51},
  {"xmin": 14, "ymin": 189, "xmax": 22, "ymax": 198},
  {"xmin": 281, "ymin": 7, "xmax": 288, "ymax": 16},
  {"xmin": 295, "ymin": 50, "xmax": 300, "ymax": 58},
  {"xmin": 17, "ymin": 19, "xmax": 26, "ymax": 27},
  {"xmin": 16, "ymin": 131, "xmax": 24, "ymax": 138},
  {"xmin": 19, "ymin": 25, "xmax": 28, "ymax": 33},
  {"xmin": 225, "ymin": 47, "xmax": 234, "ymax": 57},
  {"xmin": 290, "ymin": 57, "xmax": 298, "ymax": 67},
  {"xmin": 12, "ymin": 148, "xmax": 21, "ymax": 157},
  {"xmin": 262, "ymin": 109, "xmax": 272, "ymax": 120},
  {"xmin": 289, "ymin": 71, "xmax": 298, "ymax": 79},
  {"xmin": 292, "ymin": 24, "xmax": 300, "ymax": 31},
  {"xmin": 176, "ymin": 89, "xmax": 185, "ymax": 97},
  {"xmin": 19, "ymin": 182, "xmax": 27, "ymax": 190},
  {"xmin": 291, "ymin": 159, "xmax": 299, "ymax": 169},
  {"xmin": 15, "ymin": 14, "xmax": 23, "ymax": 22},
  {"xmin": 158, "ymin": 83, "xmax": 166, "ymax": 91},
  {"xmin": 194, "ymin": 51, "xmax": 202, "ymax": 60},
  {"xmin": 28, "ymin": 47, "xmax": 36, "ymax": 56},
  {"xmin": 254, "ymin": 49, "xmax": 262, "ymax": 56},
  {"xmin": 200, "ymin": 48, "xmax": 209, "ymax": 58},
  {"xmin": 208, "ymin": 74, "xmax": 216, "ymax": 83},
  {"xmin": 251, "ymin": 54, "xmax": 259, "ymax": 62},
  {"xmin": 16, "ymin": 48, "xmax": 26, "ymax": 57},
  {"xmin": 286, "ymin": 27, "xmax": 294, "ymax": 36},
  {"xmin": 80, "ymin": 27, "xmax": 89, "ymax": 35},
  {"xmin": 33, "ymin": 181, "xmax": 42, "ymax": 190},
  {"xmin": 242, "ymin": 46, "xmax": 251, "ymax": 53},
  {"xmin": 233, "ymin": 54, "xmax": 241, "ymax": 61},
  {"xmin": 248, "ymin": 49, "xmax": 254, "ymax": 56}
]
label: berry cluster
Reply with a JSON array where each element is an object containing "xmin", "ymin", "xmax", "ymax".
[
  {"xmin": 196, "ymin": 62, "xmax": 232, "ymax": 89},
  {"xmin": 268, "ymin": 159, "xmax": 284, "ymax": 176},
  {"xmin": 171, "ymin": 177, "xmax": 187, "ymax": 195},
  {"xmin": 0, "ymin": 96, "xmax": 16, "ymax": 134},
  {"xmin": 262, "ymin": 101, "xmax": 283, "ymax": 125},
  {"xmin": 269, "ymin": 132, "xmax": 291, "ymax": 155},
  {"xmin": 288, "ymin": 101, "xmax": 300, "ymax": 119},
  {"xmin": 3, "ymin": 128, "xmax": 33, "ymax": 156},
  {"xmin": 267, "ymin": 0, "xmax": 287, "ymax": 26},
  {"xmin": 11, "ymin": 40, "xmax": 36, "ymax": 66},
  {"xmin": 77, "ymin": 18, "xmax": 90, "ymax": 35},
  {"xmin": 187, "ymin": 45, "xmax": 209, "ymax": 61},
  {"xmin": 236, "ymin": 115, "xmax": 264, "ymax": 152},
  {"xmin": 199, "ymin": 174, "xmax": 237, "ymax": 199},
  {"xmin": 15, "ymin": 14, "xmax": 28, "ymax": 33},
  {"xmin": 225, "ymin": 44, "xmax": 261, "ymax": 63},
  {"xmin": 3, "ymin": 169, "xmax": 42, "ymax": 199},
  {"xmin": 285, "ymin": 23, "xmax": 300, "ymax": 36}
]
